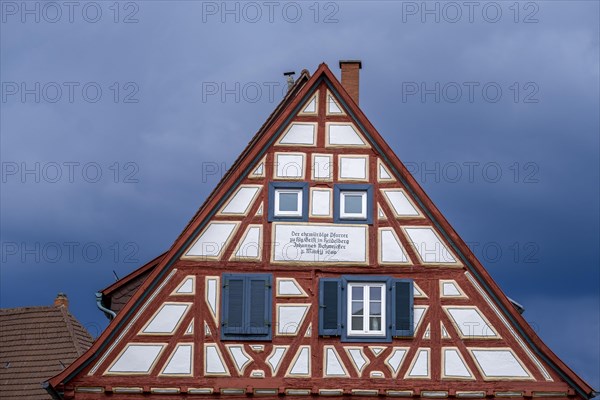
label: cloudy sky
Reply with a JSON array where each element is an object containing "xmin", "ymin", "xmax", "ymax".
[{"xmin": 1, "ymin": 0, "xmax": 598, "ymax": 388}]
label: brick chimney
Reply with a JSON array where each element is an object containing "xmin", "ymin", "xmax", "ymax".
[
  {"xmin": 54, "ymin": 293, "xmax": 69, "ymax": 308},
  {"xmin": 339, "ymin": 60, "xmax": 362, "ymax": 104}
]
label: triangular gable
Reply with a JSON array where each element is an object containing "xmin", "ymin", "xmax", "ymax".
[{"xmin": 48, "ymin": 64, "xmax": 594, "ymax": 399}]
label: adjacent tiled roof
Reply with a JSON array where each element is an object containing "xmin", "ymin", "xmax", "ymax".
[{"xmin": 0, "ymin": 306, "xmax": 93, "ymax": 399}]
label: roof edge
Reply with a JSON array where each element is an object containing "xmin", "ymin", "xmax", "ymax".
[
  {"xmin": 100, "ymin": 252, "xmax": 166, "ymax": 296},
  {"xmin": 47, "ymin": 66, "xmax": 319, "ymax": 391},
  {"xmin": 318, "ymin": 66, "xmax": 596, "ymax": 399}
]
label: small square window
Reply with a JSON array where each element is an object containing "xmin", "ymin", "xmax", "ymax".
[
  {"xmin": 268, "ymin": 182, "xmax": 308, "ymax": 222},
  {"xmin": 340, "ymin": 191, "xmax": 367, "ymax": 219},
  {"xmin": 274, "ymin": 189, "xmax": 302, "ymax": 217},
  {"xmin": 334, "ymin": 184, "xmax": 373, "ymax": 224}
]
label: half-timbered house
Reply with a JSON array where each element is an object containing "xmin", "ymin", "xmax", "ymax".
[{"xmin": 46, "ymin": 61, "xmax": 596, "ymax": 399}]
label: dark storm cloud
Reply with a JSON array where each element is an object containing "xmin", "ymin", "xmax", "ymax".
[{"xmin": 1, "ymin": 0, "xmax": 598, "ymax": 388}]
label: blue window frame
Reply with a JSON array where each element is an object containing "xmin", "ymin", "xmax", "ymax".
[
  {"xmin": 221, "ymin": 273, "xmax": 272, "ymax": 341},
  {"xmin": 333, "ymin": 184, "xmax": 373, "ymax": 224},
  {"xmin": 268, "ymin": 182, "xmax": 309, "ymax": 222},
  {"xmin": 318, "ymin": 276, "xmax": 413, "ymax": 342}
]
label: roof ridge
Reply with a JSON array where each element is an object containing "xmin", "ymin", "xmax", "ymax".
[
  {"xmin": 58, "ymin": 306, "xmax": 84, "ymax": 357},
  {"xmin": 0, "ymin": 305, "xmax": 57, "ymax": 313}
]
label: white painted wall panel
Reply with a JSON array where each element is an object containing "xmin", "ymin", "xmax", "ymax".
[
  {"xmin": 382, "ymin": 190, "xmax": 419, "ymax": 216},
  {"xmin": 288, "ymin": 346, "xmax": 310, "ymax": 376},
  {"xmin": 408, "ymin": 349, "xmax": 429, "ymax": 377},
  {"xmin": 328, "ymin": 124, "xmax": 365, "ymax": 145},
  {"xmin": 303, "ymin": 97, "xmax": 317, "ymax": 113},
  {"xmin": 346, "ymin": 348, "xmax": 367, "ymax": 373},
  {"xmin": 227, "ymin": 345, "xmax": 251, "ymax": 373},
  {"xmin": 276, "ymin": 154, "xmax": 304, "ymax": 178},
  {"xmin": 311, "ymin": 190, "xmax": 331, "ymax": 216},
  {"xmin": 280, "ymin": 123, "xmax": 316, "ymax": 145},
  {"xmin": 414, "ymin": 306, "xmax": 428, "ymax": 331},
  {"xmin": 162, "ymin": 345, "xmax": 192, "ymax": 375},
  {"xmin": 340, "ymin": 157, "xmax": 367, "ymax": 179},
  {"xmin": 379, "ymin": 164, "xmax": 392, "ymax": 179},
  {"xmin": 325, "ymin": 347, "xmax": 347, "ymax": 376},
  {"xmin": 235, "ymin": 226, "xmax": 261, "ymax": 259},
  {"xmin": 277, "ymin": 305, "xmax": 309, "ymax": 335},
  {"xmin": 443, "ymin": 348, "xmax": 471, "ymax": 378},
  {"xmin": 387, "ymin": 348, "xmax": 407, "ymax": 375},
  {"xmin": 471, "ymin": 349, "xmax": 530, "ymax": 378},
  {"xmin": 221, "ymin": 187, "xmax": 260, "ymax": 214},
  {"xmin": 380, "ymin": 229, "xmax": 408, "ymax": 263},
  {"xmin": 267, "ymin": 346, "xmax": 287, "ymax": 374},
  {"xmin": 205, "ymin": 345, "xmax": 228, "ymax": 375},
  {"xmin": 446, "ymin": 307, "xmax": 497, "ymax": 338},
  {"xmin": 176, "ymin": 278, "xmax": 194, "ymax": 294},
  {"xmin": 278, "ymin": 279, "xmax": 303, "ymax": 296},
  {"xmin": 143, "ymin": 304, "xmax": 189, "ymax": 334},
  {"xmin": 186, "ymin": 222, "xmax": 237, "ymax": 257},
  {"xmin": 109, "ymin": 344, "xmax": 164, "ymax": 373},
  {"xmin": 405, "ymin": 227, "xmax": 457, "ymax": 263},
  {"xmin": 442, "ymin": 282, "xmax": 461, "ymax": 296},
  {"xmin": 313, "ymin": 155, "xmax": 332, "ymax": 180},
  {"xmin": 206, "ymin": 278, "xmax": 218, "ymax": 320},
  {"xmin": 327, "ymin": 95, "xmax": 343, "ymax": 114}
]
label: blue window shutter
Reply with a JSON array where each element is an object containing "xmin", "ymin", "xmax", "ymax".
[
  {"xmin": 222, "ymin": 275, "xmax": 245, "ymax": 336},
  {"xmin": 247, "ymin": 275, "xmax": 271, "ymax": 336},
  {"xmin": 222, "ymin": 274, "xmax": 272, "ymax": 340},
  {"xmin": 319, "ymin": 278, "xmax": 342, "ymax": 336},
  {"xmin": 392, "ymin": 279, "xmax": 414, "ymax": 337}
]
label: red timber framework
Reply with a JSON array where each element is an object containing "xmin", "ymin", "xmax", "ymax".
[{"xmin": 47, "ymin": 63, "xmax": 595, "ymax": 399}]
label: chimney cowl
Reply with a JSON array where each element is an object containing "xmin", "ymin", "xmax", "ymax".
[
  {"xmin": 339, "ymin": 60, "xmax": 362, "ymax": 69},
  {"xmin": 54, "ymin": 293, "xmax": 69, "ymax": 308},
  {"xmin": 283, "ymin": 71, "xmax": 296, "ymax": 91}
]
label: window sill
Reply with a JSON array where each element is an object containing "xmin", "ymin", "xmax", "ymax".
[
  {"xmin": 221, "ymin": 334, "xmax": 273, "ymax": 341},
  {"xmin": 340, "ymin": 335, "xmax": 392, "ymax": 343},
  {"xmin": 336, "ymin": 218, "xmax": 370, "ymax": 225}
]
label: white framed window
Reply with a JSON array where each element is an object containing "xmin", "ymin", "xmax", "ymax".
[
  {"xmin": 340, "ymin": 191, "xmax": 367, "ymax": 220},
  {"xmin": 347, "ymin": 282, "xmax": 386, "ymax": 337},
  {"xmin": 274, "ymin": 189, "xmax": 303, "ymax": 217}
]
